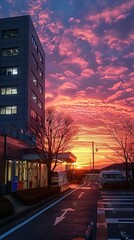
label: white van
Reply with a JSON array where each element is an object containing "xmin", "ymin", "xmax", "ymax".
[{"xmin": 100, "ymin": 170, "xmax": 125, "ymax": 188}]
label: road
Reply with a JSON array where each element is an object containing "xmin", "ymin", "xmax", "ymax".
[
  {"xmin": 100, "ymin": 190, "xmax": 134, "ymax": 240},
  {"xmin": 0, "ymin": 182, "xmax": 99, "ymax": 240}
]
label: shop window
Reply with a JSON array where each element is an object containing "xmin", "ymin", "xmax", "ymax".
[
  {"xmin": 1, "ymin": 48, "xmax": 18, "ymax": 56},
  {"xmin": 2, "ymin": 29, "xmax": 18, "ymax": 38},
  {"xmin": 1, "ymin": 67, "xmax": 18, "ymax": 76}
]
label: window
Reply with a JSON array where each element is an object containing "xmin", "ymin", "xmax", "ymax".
[
  {"xmin": 0, "ymin": 87, "xmax": 17, "ymax": 95},
  {"xmin": 38, "ymin": 50, "xmax": 43, "ymax": 63},
  {"xmin": 38, "ymin": 83, "xmax": 43, "ymax": 94},
  {"xmin": 31, "ymin": 109, "xmax": 37, "ymax": 119},
  {"xmin": 0, "ymin": 106, "xmax": 17, "ymax": 114},
  {"xmin": 32, "ymin": 54, "xmax": 38, "ymax": 70},
  {"xmin": 32, "ymin": 36, "xmax": 38, "ymax": 52},
  {"xmin": 32, "ymin": 91, "xmax": 37, "ymax": 103},
  {"xmin": 1, "ymin": 48, "xmax": 18, "ymax": 56},
  {"xmin": 2, "ymin": 29, "xmax": 18, "ymax": 38},
  {"xmin": 39, "ymin": 67, "xmax": 43, "ymax": 79},
  {"xmin": 32, "ymin": 72, "xmax": 38, "ymax": 86},
  {"xmin": 38, "ymin": 100, "xmax": 43, "ymax": 109},
  {"xmin": 1, "ymin": 67, "xmax": 18, "ymax": 76}
]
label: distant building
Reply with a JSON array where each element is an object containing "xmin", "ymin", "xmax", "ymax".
[{"xmin": 0, "ymin": 15, "xmax": 45, "ymax": 135}]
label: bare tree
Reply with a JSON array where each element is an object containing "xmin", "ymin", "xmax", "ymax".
[
  {"xmin": 104, "ymin": 113, "xmax": 134, "ymax": 182},
  {"xmin": 29, "ymin": 106, "xmax": 79, "ymax": 187}
]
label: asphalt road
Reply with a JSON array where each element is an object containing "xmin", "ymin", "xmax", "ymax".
[
  {"xmin": 101, "ymin": 190, "xmax": 134, "ymax": 240},
  {"xmin": 0, "ymin": 182, "xmax": 100, "ymax": 240}
]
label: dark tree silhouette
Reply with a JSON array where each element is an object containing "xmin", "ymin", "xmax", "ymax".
[{"xmin": 29, "ymin": 106, "xmax": 79, "ymax": 187}]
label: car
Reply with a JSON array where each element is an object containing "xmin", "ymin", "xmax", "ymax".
[{"xmin": 99, "ymin": 170, "xmax": 125, "ymax": 188}]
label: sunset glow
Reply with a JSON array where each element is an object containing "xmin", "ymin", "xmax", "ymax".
[{"xmin": 1, "ymin": 0, "xmax": 134, "ymax": 169}]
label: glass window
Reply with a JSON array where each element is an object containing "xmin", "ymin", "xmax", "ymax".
[
  {"xmin": 0, "ymin": 88, "xmax": 6, "ymax": 95},
  {"xmin": 1, "ymin": 67, "xmax": 18, "ymax": 76},
  {"xmin": 38, "ymin": 50, "xmax": 43, "ymax": 63},
  {"xmin": 0, "ymin": 106, "xmax": 17, "ymax": 114},
  {"xmin": 0, "ymin": 87, "xmax": 17, "ymax": 95},
  {"xmin": 32, "ymin": 91, "xmax": 37, "ymax": 103},
  {"xmin": 38, "ymin": 83, "xmax": 43, "ymax": 94},
  {"xmin": 1, "ymin": 48, "xmax": 18, "ymax": 56},
  {"xmin": 32, "ymin": 72, "xmax": 38, "ymax": 86},
  {"xmin": 31, "ymin": 109, "xmax": 37, "ymax": 119},
  {"xmin": 32, "ymin": 36, "xmax": 38, "ymax": 52},
  {"xmin": 32, "ymin": 54, "xmax": 38, "ymax": 70},
  {"xmin": 39, "ymin": 67, "xmax": 43, "ymax": 79},
  {"xmin": 38, "ymin": 100, "xmax": 43, "ymax": 109},
  {"xmin": 0, "ymin": 107, "xmax": 5, "ymax": 114},
  {"xmin": 2, "ymin": 29, "xmax": 18, "ymax": 39}
]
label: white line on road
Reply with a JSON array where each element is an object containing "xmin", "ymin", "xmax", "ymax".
[
  {"xmin": 0, "ymin": 183, "xmax": 85, "ymax": 239},
  {"xmin": 98, "ymin": 207, "xmax": 134, "ymax": 211},
  {"xmin": 106, "ymin": 218, "xmax": 134, "ymax": 223}
]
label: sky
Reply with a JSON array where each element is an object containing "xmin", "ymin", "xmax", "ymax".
[{"xmin": 0, "ymin": 0, "xmax": 134, "ymax": 169}]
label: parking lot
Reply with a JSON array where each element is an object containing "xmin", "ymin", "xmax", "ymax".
[{"xmin": 100, "ymin": 190, "xmax": 134, "ymax": 240}]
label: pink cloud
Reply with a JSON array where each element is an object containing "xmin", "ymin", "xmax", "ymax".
[
  {"xmin": 68, "ymin": 25, "xmax": 99, "ymax": 45},
  {"xmin": 80, "ymin": 68, "xmax": 95, "ymax": 78},
  {"xmin": 86, "ymin": 1, "xmax": 134, "ymax": 25},
  {"xmin": 38, "ymin": 10, "xmax": 51, "ymax": 25},
  {"xmin": 59, "ymin": 82, "xmax": 77, "ymax": 91},
  {"xmin": 58, "ymin": 36, "xmax": 76, "ymax": 57},
  {"xmin": 109, "ymin": 81, "xmax": 122, "ymax": 91},
  {"xmin": 100, "ymin": 66, "xmax": 128, "ymax": 80},
  {"xmin": 46, "ymin": 21, "xmax": 63, "ymax": 34}
]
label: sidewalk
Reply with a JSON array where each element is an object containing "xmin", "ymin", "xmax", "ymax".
[{"xmin": 0, "ymin": 184, "xmax": 71, "ymax": 228}]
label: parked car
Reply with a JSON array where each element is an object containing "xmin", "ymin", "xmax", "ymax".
[{"xmin": 99, "ymin": 170, "xmax": 125, "ymax": 188}]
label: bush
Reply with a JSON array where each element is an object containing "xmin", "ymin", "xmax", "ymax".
[
  {"xmin": 12, "ymin": 187, "xmax": 60, "ymax": 205},
  {"xmin": 0, "ymin": 196, "xmax": 14, "ymax": 220}
]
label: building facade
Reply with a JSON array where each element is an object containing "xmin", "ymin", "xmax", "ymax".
[{"xmin": 0, "ymin": 15, "xmax": 45, "ymax": 134}]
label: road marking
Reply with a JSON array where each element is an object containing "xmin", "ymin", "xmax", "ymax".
[
  {"xmin": 78, "ymin": 192, "xmax": 84, "ymax": 199},
  {"xmin": 103, "ymin": 198, "xmax": 134, "ymax": 201},
  {"xmin": 54, "ymin": 208, "xmax": 75, "ymax": 226},
  {"xmin": 0, "ymin": 183, "xmax": 85, "ymax": 239},
  {"xmin": 103, "ymin": 202, "xmax": 134, "ymax": 205},
  {"xmin": 106, "ymin": 218, "xmax": 134, "ymax": 223},
  {"xmin": 98, "ymin": 207, "xmax": 134, "ymax": 211}
]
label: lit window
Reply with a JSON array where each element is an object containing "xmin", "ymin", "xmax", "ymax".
[
  {"xmin": 0, "ymin": 87, "xmax": 17, "ymax": 95},
  {"xmin": 38, "ymin": 100, "xmax": 43, "ymax": 109},
  {"xmin": 32, "ymin": 91, "xmax": 37, "ymax": 103},
  {"xmin": 2, "ymin": 29, "xmax": 18, "ymax": 39},
  {"xmin": 39, "ymin": 67, "xmax": 43, "ymax": 79},
  {"xmin": 38, "ymin": 84, "xmax": 43, "ymax": 94},
  {"xmin": 1, "ymin": 48, "xmax": 18, "ymax": 56},
  {"xmin": 0, "ymin": 106, "xmax": 17, "ymax": 114},
  {"xmin": 1, "ymin": 67, "xmax": 18, "ymax": 76},
  {"xmin": 32, "ymin": 72, "xmax": 38, "ymax": 86},
  {"xmin": 38, "ymin": 50, "xmax": 43, "ymax": 63}
]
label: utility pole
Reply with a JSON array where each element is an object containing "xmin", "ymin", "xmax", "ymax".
[{"xmin": 92, "ymin": 141, "xmax": 94, "ymax": 175}]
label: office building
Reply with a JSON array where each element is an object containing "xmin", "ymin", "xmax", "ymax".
[{"xmin": 0, "ymin": 15, "xmax": 45, "ymax": 135}]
